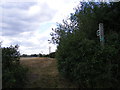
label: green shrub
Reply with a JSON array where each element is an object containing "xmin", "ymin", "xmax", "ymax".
[
  {"xmin": 56, "ymin": 33, "xmax": 120, "ymax": 88},
  {"xmin": 52, "ymin": 2, "xmax": 120, "ymax": 88},
  {"xmin": 2, "ymin": 45, "xmax": 28, "ymax": 88}
]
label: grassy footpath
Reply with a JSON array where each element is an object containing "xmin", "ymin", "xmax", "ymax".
[{"xmin": 20, "ymin": 57, "xmax": 78, "ymax": 88}]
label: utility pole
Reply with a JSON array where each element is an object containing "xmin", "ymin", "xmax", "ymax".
[{"xmin": 97, "ymin": 23, "xmax": 105, "ymax": 48}]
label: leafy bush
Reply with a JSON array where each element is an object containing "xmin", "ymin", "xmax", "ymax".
[
  {"xmin": 56, "ymin": 32, "xmax": 120, "ymax": 88},
  {"xmin": 2, "ymin": 45, "xmax": 28, "ymax": 88},
  {"xmin": 51, "ymin": 2, "xmax": 120, "ymax": 88}
]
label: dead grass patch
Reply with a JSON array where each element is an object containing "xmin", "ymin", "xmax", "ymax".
[{"xmin": 20, "ymin": 57, "xmax": 78, "ymax": 88}]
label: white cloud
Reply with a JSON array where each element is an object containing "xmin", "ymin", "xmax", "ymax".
[
  {"xmin": 28, "ymin": 5, "xmax": 40, "ymax": 16},
  {"xmin": 1, "ymin": 0, "xmax": 80, "ymax": 55}
]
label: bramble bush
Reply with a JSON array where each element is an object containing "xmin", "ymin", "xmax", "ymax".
[{"xmin": 2, "ymin": 45, "xmax": 28, "ymax": 88}]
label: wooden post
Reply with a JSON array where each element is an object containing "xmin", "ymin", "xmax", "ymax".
[
  {"xmin": 97, "ymin": 23, "xmax": 105, "ymax": 48},
  {"xmin": 99, "ymin": 23, "xmax": 104, "ymax": 47}
]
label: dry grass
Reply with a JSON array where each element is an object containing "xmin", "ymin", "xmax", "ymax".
[{"xmin": 20, "ymin": 57, "xmax": 78, "ymax": 88}]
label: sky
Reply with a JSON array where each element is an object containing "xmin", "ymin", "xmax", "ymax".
[{"xmin": 0, "ymin": 0, "xmax": 80, "ymax": 55}]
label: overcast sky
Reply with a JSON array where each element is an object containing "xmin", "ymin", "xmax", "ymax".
[{"xmin": 0, "ymin": 0, "xmax": 80, "ymax": 55}]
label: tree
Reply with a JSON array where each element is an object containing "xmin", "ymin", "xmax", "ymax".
[
  {"xmin": 50, "ymin": 2, "xmax": 120, "ymax": 88},
  {"xmin": 49, "ymin": 52, "xmax": 56, "ymax": 58},
  {"xmin": 39, "ymin": 53, "xmax": 43, "ymax": 57}
]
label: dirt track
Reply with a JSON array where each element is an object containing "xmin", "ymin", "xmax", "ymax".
[{"xmin": 20, "ymin": 57, "xmax": 77, "ymax": 88}]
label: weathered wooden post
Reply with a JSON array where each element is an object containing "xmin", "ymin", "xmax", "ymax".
[{"xmin": 97, "ymin": 23, "xmax": 105, "ymax": 48}]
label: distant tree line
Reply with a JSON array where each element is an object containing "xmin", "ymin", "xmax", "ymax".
[
  {"xmin": 20, "ymin": 54, "xmax": 42, "ymax": 57},
  {"xmin": 20, "ymin": 52, "xmax": 56, "ymax": 58}
]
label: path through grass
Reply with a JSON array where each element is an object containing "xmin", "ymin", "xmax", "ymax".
[{"xmin": 20, "ymin": 57, "xmax": 77, "ymax": 88}]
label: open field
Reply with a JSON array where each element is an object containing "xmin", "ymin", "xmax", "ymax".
[{"xmin": 20, "ymin": 57, "xmax": 78, "ymax": 88}]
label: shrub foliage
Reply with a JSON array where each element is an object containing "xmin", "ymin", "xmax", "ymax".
[
  {"xmin": 51, "ymin": 2, "xmax": 120, "ymax": 88},
  {"xmin": 2, "ymin": 45, "xmax": 28, "ymax": 88}
]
